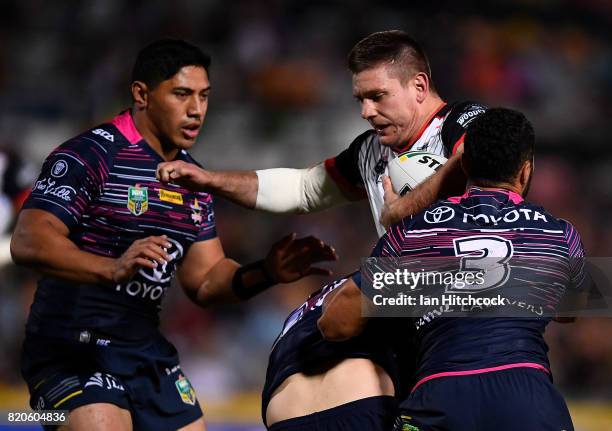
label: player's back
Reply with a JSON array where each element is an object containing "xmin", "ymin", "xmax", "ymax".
[
  {"xmin": 263, "ymin": 277, "xmax": 398, "ymax": 428},
  {"xmin": 370, "ymin": 187, "xmax": 585, "ymax": 388}
]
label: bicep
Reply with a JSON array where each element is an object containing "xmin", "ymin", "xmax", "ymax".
[{"xmin": 11, "ymin": 209, "xmax": 72, "ymax": 265}]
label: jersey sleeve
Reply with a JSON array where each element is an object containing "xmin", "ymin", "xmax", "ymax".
[
  {"xmin": 355, "ymin": 221, "xmax": 407, "ymax": 295},
  {"xmin": 195, "ymin": 192, "xmax": 217, "ymax": 241},
  {"xmin": 22, "ymin": 137, "xmax": 110, "ymax": 229},
  {"xmin": 561, "ymin": 219, "xmax": 586, "ymax": 290},
  {"xmin": 441, "ymin": 101, "xmax": 487, "ymax": 155},
  {"xmin": 323, "ymin": 130, "xmax": 371, "ymax": 200}
]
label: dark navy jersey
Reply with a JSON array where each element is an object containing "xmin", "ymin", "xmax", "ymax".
[
  {"xmin": 362, "ymin": 187, "xmax": 585, "ymax": 389},
  {"xmin": 324, "ymin": 101, "xmax": 486, "ymax": 236},
  {"xmin": 261, "ymin": 277, "xmax": 399, "ymax": 425},
  {"xmin": 22, "ymin": 110, "xmax": 216, "ymax": 340}
]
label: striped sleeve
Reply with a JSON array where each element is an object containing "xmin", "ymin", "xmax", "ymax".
[
  {"xmin": 562, "ymin": 219, "xmax": 586, "ymax": 289},
  {"xmin": 22, "ymin": 136, "xmax": 110, "ymax": 229}
]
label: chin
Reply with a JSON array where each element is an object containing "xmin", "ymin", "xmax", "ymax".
[
  {"xmin": 378, "ymin": 136, "xmax": 400, "ymax": 148},
  {"xmin": 174, "ymin": 138, "xmax": 197, "ymax": 150}
]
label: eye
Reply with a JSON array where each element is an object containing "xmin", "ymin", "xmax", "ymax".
[
  {"xmin": 174, "ymin": 90, "xmax": 189, "ymax": 99},
  {"xmin": 372, "ymin": 93, "xmax": 385, "ymax": 102}
]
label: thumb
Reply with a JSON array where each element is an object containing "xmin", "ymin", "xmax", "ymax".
[{"xmin": 382, "ymin": 176, "xmax": 397, "ymax": 202}]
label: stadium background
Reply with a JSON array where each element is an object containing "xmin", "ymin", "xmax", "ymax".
[{"xmin": 0, "ymin": 0, "xmax": 611, "ymax": 430}]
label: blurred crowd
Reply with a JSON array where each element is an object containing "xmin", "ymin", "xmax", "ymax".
[{"xmin": 1, "ymin": 0, "xmax": 611, "ymax": 408}]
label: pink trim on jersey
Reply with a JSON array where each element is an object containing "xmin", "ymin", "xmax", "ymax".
[
  {"xmin": 110, "ymin": 110, "xmax": 143, "ymax": 144},
  {"xmin": 446, "ymin": 188, "xmax": 524, "ymax": 204},
  {"xmin": 411, "ymin": 362, "xmax": 549, "ymax": 393}
]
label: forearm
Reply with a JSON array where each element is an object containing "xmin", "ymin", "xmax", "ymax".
[
  {"xmin": 209, "ymin": 170, "xmax": 258, "ymax": 209},
  {"xmin": 188, "ymin": 258, "xmax": 275, "ymax": 307},
  {"xmin": 398, "ymin": 154, "xmax": 466, "ymax": 216},
  {"xmin": 255, "ymin": 164, "xmax": 349, "ymax": 213},
  {"xmin": 11, "ymin": 223, "xmax": 114, "ymax": 284}
]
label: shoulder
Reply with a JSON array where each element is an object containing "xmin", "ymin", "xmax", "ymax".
[
  {"xmin": 443, "ymin": 101, "xmax": 487, "ymax": 129},
  {"xmin": 347, "ymin": 129, "xmax": 377, "ymax": 152}
]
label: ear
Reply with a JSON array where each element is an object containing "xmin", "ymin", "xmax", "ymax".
[
  {"xmin": 131, "ymin": 81, "xmax": 149, "ymax": 110},
  {"xmin": 518, "ymin": 159, "xmax": 533, "ymax": 192},
  {"xmin": 413, "ymin": 72, "xmax": 429, "ymax": 103}
]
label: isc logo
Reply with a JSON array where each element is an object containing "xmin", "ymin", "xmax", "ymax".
[{"xmin": 92, "ymin": 128, "xmax": 115, "ymax": 142}]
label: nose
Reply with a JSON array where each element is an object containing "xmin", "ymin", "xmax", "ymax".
[
  {"xmin": 361, "ymin": 99, "xmax": 376, "ymax": 120},
  {"xmin": 187, "ymin": 95, "xmax": 205, "ymax": 119}
]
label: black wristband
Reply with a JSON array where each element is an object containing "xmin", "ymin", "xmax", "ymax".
[{"xmin": 232, "ymin": 260, "xmax": 276, "ymax": 300}]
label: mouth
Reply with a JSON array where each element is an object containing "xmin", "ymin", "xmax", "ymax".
[
  {"xmin": 373, "ymin": 124, "xmax": 391, "ymax": 135},
  {"xmin": 181, "ymin": 124, "xmax": 201, "ymax": 140}
]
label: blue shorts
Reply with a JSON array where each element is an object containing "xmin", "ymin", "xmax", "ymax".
[
  {"xmin": 395, "ymin": 367, "xmax": 573, "ymax": 431},
  {"xmin": 268, "ymin": 396, "xmax": 397, "ymax": 431},
  {"xmin": 21, "ymin": 332, "xmax": 203, "ymax": 431}
]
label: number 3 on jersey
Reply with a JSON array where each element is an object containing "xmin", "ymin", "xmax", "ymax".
[{"xmin": 448, "ymin": 235, "xmax": 514, "ymax": 293}]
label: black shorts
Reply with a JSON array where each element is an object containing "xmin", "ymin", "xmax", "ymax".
[
  {"xmin": 395, "ymin": 367, "xmax": 573, "ymax": 431},
  {"xmin": 21, "ymin": 332, "xmax": 202, "ymax": 431},
  {"xmin": 268, "ymin": 396, "xmax": 397, "ymax": 431}
]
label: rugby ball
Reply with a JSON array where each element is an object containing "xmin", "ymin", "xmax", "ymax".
[{"xmin": 388, "ymin": 152, "xmax": 447, "ymax": 196}]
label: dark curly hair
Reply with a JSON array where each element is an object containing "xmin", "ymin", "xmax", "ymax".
[
  {"xmin": 463, "ymin": 108, "xmax": 534, "ymax": 185},
  {"xmin": 132, "ymin": 39, "xmax": 211, "ymax": 90}
]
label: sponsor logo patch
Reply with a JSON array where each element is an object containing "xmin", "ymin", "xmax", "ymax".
[
  {"xmin": 127, "ymin": 185, "xmax": 148, "ymax": 216},
  {"xmin": 424, "ymin": 206, "xmax": 455, "ymax": 223},
  {"xmin": 175, "ymin": 374, "xmax": 196, "ymax": 405},
  {"xmin": 159, "ymin": 189, "xmax": 183, "ymax": 205},
  {"xmin": 51, "ymin": 160, "xmax": 68, "ymax": 178}
]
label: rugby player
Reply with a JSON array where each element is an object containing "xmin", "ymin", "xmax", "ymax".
[
  {"xmin": 10, "ymin": 39, "xmax": 337, "ymax": 431},
  {"xmin": 156, "ymin": 30, "xmax": 487, "ymax": 235},
  {"xmin": 319, "ymin": 108, "xmax": 586, "ymax": 430}
]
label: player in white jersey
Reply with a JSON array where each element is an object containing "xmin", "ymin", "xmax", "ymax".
[{"xmin": 156, "ymin": 30, "xmax": 486, "ymax": 234}]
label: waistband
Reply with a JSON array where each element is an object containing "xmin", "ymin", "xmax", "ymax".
[
  {"xmin": 411, "ymin": 362, "xmax": 550, "ymax": 393},
  {"xmin": 268, "ymin": 396, "xmax": 397, "ymax": 431}
]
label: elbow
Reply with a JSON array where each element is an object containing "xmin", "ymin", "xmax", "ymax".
[
  {"xmin": 317, "ymin": 316, "xmax": 354, "ymax": 342},
  {"xmin": 9, "ymin": 230, "xmax": 35, "ymax": 266}
]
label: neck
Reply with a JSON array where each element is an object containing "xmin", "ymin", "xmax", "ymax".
[
  {"xmin": 395, "ymin": 95, "xmax": 445, "ymax": 152},
  {"xmin": 132, "ymin": 108, "xmax": 179, "ymax": 161},
  {"xmin": 466, "ymin": 179, "xmax": 522, "ymax": 196}
]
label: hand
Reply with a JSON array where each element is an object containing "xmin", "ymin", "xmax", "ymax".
[
  {"xmin": 156, "ymin": 160, "xmax": 211, "ymax": 191},
  {"xmin": 111, "ymin": 235, "xmax": 173, "ymax": 283},
  {"xmin": 264, "ymin": 233, "xmax": 338, "ymax": 283},
  {"xmin": 380, "ymin": 175, "xmax": 402, "ymax": 228}
]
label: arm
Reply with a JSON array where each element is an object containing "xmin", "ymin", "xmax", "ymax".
[
  {"xmin": 177, "ymin": 234, "xmax": 337, "ymax": 307},
  {"xmin": 380, "ymin": 147, "xmax": 467, "ymax": 227},
  {"xmin": 317, "ymin": 277, "xmax": 370, "ymax": 341},
  {"xmin": 156, "ymin": 161, "xmax": 352, "ymax": 213},
  {"xmin": 11, "ymin": 209, "xmax": 171, "ymax": 284}
]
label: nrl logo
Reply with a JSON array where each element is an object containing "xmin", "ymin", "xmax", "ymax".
[{"xmin": 127, "ymin": 185, "xmax": 149, "ymax": 216}]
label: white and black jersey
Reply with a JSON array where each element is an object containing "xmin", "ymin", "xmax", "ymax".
[{"xmin": 325, "ymin": 101, "xmax": 486, "ymax": 236}]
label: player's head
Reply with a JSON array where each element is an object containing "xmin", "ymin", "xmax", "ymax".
[
  {"xmin": 348, "ymin": 30, "xmax": 437, "ymax": 149},
  {"xmin": 462, "ymin": 108, "xmax": 535, "ymax": 197},
  {"xmin": 130, "ymin": 39, "xmax": 211, "ymax": 151}
]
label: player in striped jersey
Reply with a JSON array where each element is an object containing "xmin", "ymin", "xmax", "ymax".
[
  {"xmin": 319, "ymin": 108, "xmax": 587, "ymax": 430},
  {"xmin": 156, "ymin": 30, "xmax": 487, "ymax": 236},
  {"xmin": 11, "ymin": 40, "xmax": 336, "ymax": 431}
]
